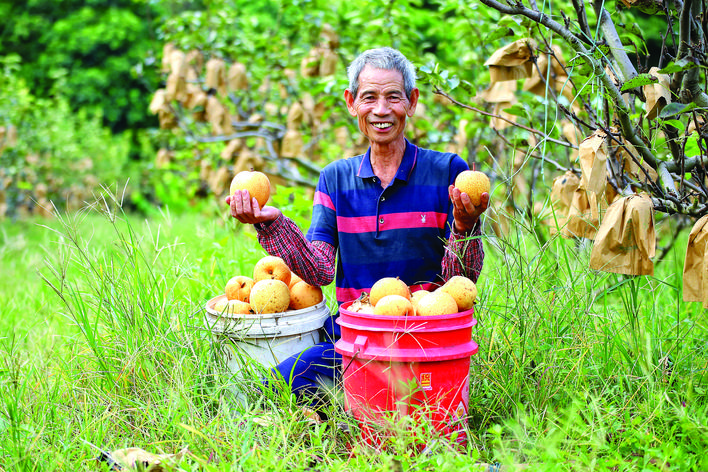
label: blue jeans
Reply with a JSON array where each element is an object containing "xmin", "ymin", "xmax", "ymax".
[{"xmin": 271, "ymin": 314, "xmax": 342, "ymax": 403}]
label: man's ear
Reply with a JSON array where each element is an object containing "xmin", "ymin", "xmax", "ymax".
[
  {"xmin": 344, "ymin": 89, "xmax": 357, "ymax": 117},
  {"xmin": 407, "ymin": 88, "xmax": 420, "ymax": 117}
]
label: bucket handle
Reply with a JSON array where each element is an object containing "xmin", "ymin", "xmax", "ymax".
[{"xmin": 341, "ymin": 335, "xmax": 368, "ymax": 375}]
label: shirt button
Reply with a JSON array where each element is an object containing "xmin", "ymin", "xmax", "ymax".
[
  {"xmin": 372, "ymin": 177, "xmax": 377, "ymax": 182},
  {"xmin": 381, "ymin": 196, "xmax": 386, "ymax": 201},
  {"xmin": 379, "ymin": 217, "xmax": 384, "ymax": 224}
]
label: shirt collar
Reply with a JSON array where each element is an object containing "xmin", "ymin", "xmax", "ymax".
[{"xmin": 356, "ymin": 139, "xmax": 418, "ymax": 182}]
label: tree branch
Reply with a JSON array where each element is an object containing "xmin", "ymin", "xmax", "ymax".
[
  {"xmin": 434, "ymin": 88, "xmax": 577, "ymax": 150},
  {"xmin": 592, "ymin": 1, "xmax": 638, "ymax": 83}
]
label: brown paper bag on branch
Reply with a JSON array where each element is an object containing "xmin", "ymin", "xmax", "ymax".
[
  {"xmin": 233, "ymin": 147, "xmax": 264, "ymax": 174},
  {"xmin": 165, "ymin": 49, "xmax": 188, "ymax": 103},
  {"xmin": 221, "ymin": 139, "xmax": 244, "ymax": 160},
  {"xmin": 549, "ymin": 171, "xmax": 580, "ymax": 234},
  {"xmin": 562, "ymin": 121, "xmax": 580, "ymax": 146},
  {"xmin": 589, "ymin": 194, "xmax": 655, "ymax": 275},
  {"xmin": 286, "ymin": 102, "xmax": 305, "ymax": 128},
  {"xmin": 563, "ymin": 187, "xmax": 599, "ymax": 239},
  {"xmin": 281, "ymin": 129, "xmax": 303, "ymax": 158},
  {"xmin": 161, "ymin": 43, "xmax": 175, "ymax": 73},
  {"xmin": 479, "ymin": 80, "xmax": 517, "ymax": 103},
  {"xmin": 148, "ymin": 89, "xmax": 176, "ymax": 129},
  {"xmin": 320, "ymin": 48, "xmax": 338, "ymax": 76},
  {"xmin": 186, "ymin": 49, "xmax": 204, "ymax": 75},
  {"xmin": 206, "ymin": 96, "xmax": 233, "ymax": 136},
  {"xmin": 523, "ymin": 46, "xmax": 567, "ymax": 95},
  {"xmin": 682, "ymin": 215, "xmax": 708, "ymax": 306},
  {"xmin": 210, "ymin": 166, "xmax": 231, "ymax": 195},
  {"xmin": 579, "ymin": 129, "xmax": 608, "ymax": 196},
  {"xmin": 205, "ymin": 58, "xmax": 227, "ymax": 96},
  {"xmin": 301, "ymin": 48, "xmax": 322, "ymax": 77},
  {"xmin": 644, "ymin": 67, "xmax": 671, "ymax": 120},
  {"xmin": 484, "ymin": 38, "xmax": 535, "ymax": 83},
  {"xmin": 228, "ymin": 62, "xmax": 248, "ymax": 91}
]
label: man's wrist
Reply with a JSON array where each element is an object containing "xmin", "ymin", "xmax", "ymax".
[
  {"xmin": 254, "ymin": 214, "xmax": 284, "ymax": 234},
  {"xmin": 453, "ymin": 218, "xmax": 480, "ymax": 236}
]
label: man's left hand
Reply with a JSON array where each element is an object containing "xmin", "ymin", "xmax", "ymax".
[{"xmin": 449, "ymin": 185, "xmax": 489, "ymax": 234}]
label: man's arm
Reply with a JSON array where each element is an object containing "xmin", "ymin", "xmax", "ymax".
[
  {"xmin": 255, "ymin": 214, "xmax": 336, "ymax": 287},
  {"xmin": 442, "ymin": 219, "xmax": 484, "ymax": 282}
]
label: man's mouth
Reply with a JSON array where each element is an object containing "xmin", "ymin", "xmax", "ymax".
[{"xmin": 372, "ymin": 122, "xmax": 393, "ymax": 129}]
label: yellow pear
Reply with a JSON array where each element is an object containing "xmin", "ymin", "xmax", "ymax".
[
  {"xmin": 454, "ymin": 170, "xmax": 490, "ymax": 207},
  {"xmin": 253, "ymin": 255, "xmax": 292, "ymax": 285},
  {"xmin": 249, "ymin": 279, "xmax": 290, "ymax": 314},
  {"xmin": 289, "ymin": 281, "xmax": 323, "ymax": 310},
  {"xmin": 224, "ymin": 275, "xmax": 255, "ymax": 302},
  {"xmin": 370, "ymin": 277, "xmax": 410, "ymax": 306},
  {"xmin": 230, "ymin": 169, "xmax": 271, "ymax": 208},
  {"xmin": 439, "ymin": 275, "xmax": 478, "ymax": 311},
  {"xmin": 288, "ymin": 271, "xmax": 303, "ymax": 289},
  {"xmin": 410, "ymin": 290, "xmax": 430, "ymax": 315},
  {"xmin": 416, "ymin": 291, "xmax": 458, "ymax": 316},
  {"xmin": 213, "ymin": 298, "xmax": 254, "ymax": 315},
  {"xmin": 373, "ymin": 294, "xmax": 414, "ymax": 317}
]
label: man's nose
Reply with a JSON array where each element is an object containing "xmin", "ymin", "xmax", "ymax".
[{"xmin": 373, "ymin": 97, "xmax": 390, "ymax": 115}]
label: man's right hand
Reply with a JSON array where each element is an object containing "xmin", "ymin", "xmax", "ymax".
[{"xmin": 226, "ymin": 190, "xmax": 281, "ymax": 225}]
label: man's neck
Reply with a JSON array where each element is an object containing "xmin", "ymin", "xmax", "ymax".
[{"xmin": 370, "ymin": 139, "xmax": 406, "ymax": 188}]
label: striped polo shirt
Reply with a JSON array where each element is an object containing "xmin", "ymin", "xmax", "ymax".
[{"xmin": 306, "ymin": 139, "xmax": 469, "ymax": 304}]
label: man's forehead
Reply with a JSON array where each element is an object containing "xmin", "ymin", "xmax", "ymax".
[{"xmin": 358, "ymin": 66, "xmax": 405, "ymax": 91}]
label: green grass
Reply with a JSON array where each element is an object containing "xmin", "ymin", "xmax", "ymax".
[{"xmin": 1, "ymin": 193, "xmax": 707, "ymax": 471}]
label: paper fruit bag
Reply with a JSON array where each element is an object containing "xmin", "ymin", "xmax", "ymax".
[
  {"xmin": 563, "ymin": 187, "xmax": 600, "ymax": 239},
  {"xmin": 549, "ymin": 170, "xmax": 579, "ymax": 235},
  {"xmin": 579, "ymin": 129, "xmax": 608, "ymax": 196},
  {"xmin": 589, "ymin": 194, "xmax": 655, "ymax": 275},
  {"xmin": 682, "ymin": 215, "xmax": 708, "ymax": 306},
  {"xmin": 484, "ymin": 38, "xmax": 536, "ymax": 84}
]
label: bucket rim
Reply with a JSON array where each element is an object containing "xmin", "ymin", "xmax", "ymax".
[
  {"xmin": 205, "ymin": 294, "xmax": 329, "ymax": 319},
  {"xmin": 338, "ymin": 300, "xmax": 475, "ymax": 321}
]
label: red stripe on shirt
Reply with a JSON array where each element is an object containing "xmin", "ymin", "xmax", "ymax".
[
  {"xmin": 337, "ymin": 211, "xmax": 447, "ymax": 233},
  {"xmin": 313, "ymin": 191, "xmax": 335, "ymax": 211},
  {"xmin": 380, "ymin": 211, "xmax": 447, "ymax": 230},
  {"xmin": 336, "ymin": 286, "xmax": 369, "ymax": 303},
  {"xmin": 337, "ymin": 215, "xmax": 377, "ymax": 233}
]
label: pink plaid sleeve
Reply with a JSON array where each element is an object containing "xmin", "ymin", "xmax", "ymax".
[
  {"xmin": 255, "ymin": 215, "xmax": 336, "ymax": 287},
  {"xmin": 442, "ymin": 219, "xmax": 484, "ymax": 282}
]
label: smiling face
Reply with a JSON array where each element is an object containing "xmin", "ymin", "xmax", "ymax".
[{"xmin": 344, "ymin": 65, "xmax": 419, "ymax": 149}]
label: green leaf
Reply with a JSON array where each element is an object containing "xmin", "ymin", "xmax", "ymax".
[
  {"xmin": 484, "ymin": 26, "xmax": 514, "ymax": 44},
  {"xmin": 658, "ymin": 60, "xmax": 698, "ymax": 74},
  {"xmin": 661, "ymin": 118, "xmax": 685, "ymax": 132},
  {"xmin": 685, "ymin": 134, "xmax": 700, "ymax": 158},
  {"xmin": 620, "ymin": 73, "xmax": 658, "ymax": 91},
  {"xmin": 447, "ymin": 76, "xmax": 460, "ymax": 90},
  {"xmin": 592, "ymin": 44, "xmax": 611, "ymax": 60},
  {"xmin": 567, "ymin": 54, "xmax": 593, "ymax": 76},
  {"xmin": 503, "ymin": 103, "xmax": 528, "ymax": 118},
  {"xmin": 658, "ymin": 102, "xmax": 689, "ymax": 118}
]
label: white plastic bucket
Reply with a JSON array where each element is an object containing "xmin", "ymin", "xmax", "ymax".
[{"xmin": 204, "ymin": 293, "xmax": 332, "ymax": 381}]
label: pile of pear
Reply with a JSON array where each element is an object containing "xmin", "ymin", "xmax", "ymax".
[
  {"xmin": 213, "ymin": 255, "xmax": 323, "ymax": 315},
  {"xmin": 349, "ymin": 276, "xmax": 477, "ymax": 317}
]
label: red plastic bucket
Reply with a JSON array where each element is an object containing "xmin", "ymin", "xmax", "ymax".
[{"xmin": 335, "ymin": 301, "xmax": 478, "ymax": 448}]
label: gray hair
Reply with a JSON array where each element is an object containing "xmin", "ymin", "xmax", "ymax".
[{"xmin": 347, "ymin": 47, "xmax": 417, "ymax": 100}]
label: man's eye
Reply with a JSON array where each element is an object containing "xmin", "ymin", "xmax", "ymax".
[{"xmin": 389, "ymin": 96, "xmax": 401, "ymax": 102}]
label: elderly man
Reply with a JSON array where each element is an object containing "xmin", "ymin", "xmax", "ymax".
[{"xmin": 227, "ymin": 47, "xmax": 488, "ymax": 406}]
